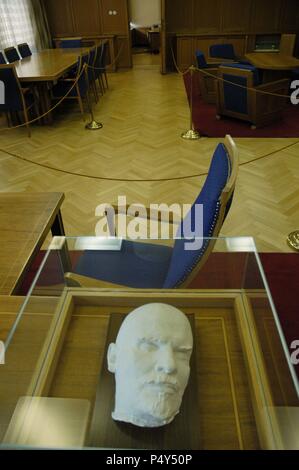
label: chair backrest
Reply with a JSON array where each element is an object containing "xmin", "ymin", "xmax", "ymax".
[
  {"xmin": 280, "ymin": 34, "xmax": 296, "ymax": 56},
  {"xmin": 195, "ymin": 50, "xmax": 208, "ymax": 68},
  {"xmin": 163, "ymin": 135, "xmax": 238, "ymax": 288},
  {"xmin": 217, "ymin": 64, "xmax": 260, "ymax": 115},
  {"xmin": 4, "ymin": 47, "xmax": 20, "ymax": 63},
  {"xmin": 0, "ymin": 65, "xmax": 24, "ymax": 111},
  {"xmin": 210, "ymin": 44, "xmax": 236, "ymax": 60},
  {"xmin": 0, "ymin": 52, "xmax": 6, "ymax": 64},
  {"xmin": 94, "ymin": 44, "xmax": 104, "ymax": 78},
  {"xmin": 76, "ymin": 53, "xmax": 89, "ymax": 97},
  {"xmin": 60, "ymin": 38, "xmax": 82, "ymax": 49},
  {"xmin": 88, "ymin": 47, "xmax": 97, "ymax": 81},
  {"xmin": 18, "ymin": 43, "xmax": 32, "ymax": 58}
]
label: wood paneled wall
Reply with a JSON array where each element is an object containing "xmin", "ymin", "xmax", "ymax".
[
  {"xmin": 43, "ymin": 0, "xmax": 132, "ymax": 68},
  {"xmin": 164, "ymin": 0, "xmax": 299, "ymax": 71},
  {"xmin": 165, "ymin": 0, "xmax": 299, "ymax": 35}
]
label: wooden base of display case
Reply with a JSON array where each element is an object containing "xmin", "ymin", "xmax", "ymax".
[{"xmin": 1, "ymin": 289, "xmax": 289, "ymax": 449}]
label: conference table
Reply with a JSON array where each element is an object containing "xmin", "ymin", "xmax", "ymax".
[
  {"xmin": 245, "ymin": 52, "xmax": 299, "ymax": 82},
  {"xmin": 14, "ymin": 46, "xmax": 99, "ymax": 124},
  {"xmin": 0, "ymin": 192, "xmax": 66, "ymax": 295}
]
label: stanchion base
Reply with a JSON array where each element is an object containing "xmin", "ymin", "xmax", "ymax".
[
  {"xmin": 287, "ymin": 230, "xmax": 299, "ymax": 251},
  {"xmin": 86, "ymin": 120, "xmax": 103, "ymax": 130},
  {"xmin": 181, "ymin": 129, "xmax": 201, "ymax": 140}
]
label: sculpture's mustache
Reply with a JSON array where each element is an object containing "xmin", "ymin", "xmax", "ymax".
[{"xmin": 144, "ymin": 376, "xmax": 179, "ymax": 392}]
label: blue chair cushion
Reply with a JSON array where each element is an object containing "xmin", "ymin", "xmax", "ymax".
[
  {"xmin": 60, "ymin": 39, "xmax": 82, "ymax": 48},
  {"xmin": 74, "ymin": 240, "xmax": 172, "ymax": 288},
  {"xmin": 223, "ymin": 74, "xmax": 248, "ymax": 114},
  {"xmin": 196, "ymin": 50, "xmax": 208, "ymax": 68},
  {"xmin": 210, "ymin": 44, "xmax": 236, "ymax": 60},
  {"xmin": 163, "ymin": 143, "xmax": 230, "ymax": 288},
  {"xmin": 221, "ymin": 63, "xmax": 261, "ymax": 86}
]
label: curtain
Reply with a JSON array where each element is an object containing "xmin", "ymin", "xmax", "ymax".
[
  {"xmin": 29, "ymin": 0, "xmax": 52, "ymax": 50},
  {"xmin": 0, "ymin": 0, "xmax": 51, "ymax": 51},
  {"xmin": 0, "ymin": 0, "xmax": 36, "ymax": 50}
]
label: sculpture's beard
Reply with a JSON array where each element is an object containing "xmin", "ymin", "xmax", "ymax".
[
  {"xmin": 140, "ymin": 385, "xmax": 182, "ymax": 422},
  {"xmin": 113, "ymin": 376, "xmax": 184, "ymax": 427}
]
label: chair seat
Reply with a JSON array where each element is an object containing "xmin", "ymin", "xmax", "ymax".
[
  {"xmin": 52, "ymin": 81, "xmax": 78, "ymax": 97},
  {"xmin": 74, "ymin": 240, "xmax": 173, "ymax": 288}
]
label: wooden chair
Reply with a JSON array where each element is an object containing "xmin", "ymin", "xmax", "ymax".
[
  {"xmin": 0, "ymin": 52, "xmax": 6, "ymax": 64},
  {"xmin": 280, "ymin": 34, "xmax": 296, "ymax": 56},
  {"xmin": 65, "ymin": 135, "xmax": 239, "ymax": 289},
  {"xmin": 51, "ymin": 53, "xmax": 90, "ymax": 120},
  {"xmin": 17, "ymin": 43, "xmax": 32, "ymax": 58},
  {"xmin": 195, "ymin": 50, "xmax": 219, "ymax": 104},
  {"xmin": 4, "ymin": 47, "xmax": 20, "ymax": 63},
  {"xmin": 216, "ymin": 64, "xmax": 289, "ymax": 129},
  {"xmin": 0, "ymin": 64, "xmax": 39, "ymax": 137}
]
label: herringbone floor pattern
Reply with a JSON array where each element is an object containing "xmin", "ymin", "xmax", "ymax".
[{"xmin": 0, "ymin": 54, "xmax": 298, "ymax": 252}]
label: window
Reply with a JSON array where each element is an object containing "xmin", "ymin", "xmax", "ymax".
[{"xmin": 0, "ymin": 0, "xmax": 36, "ymax": 50}]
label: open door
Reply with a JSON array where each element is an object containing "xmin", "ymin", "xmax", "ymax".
[{"xmin": 161, "ymin": 0, "xmax": 167, "ymax": 74}]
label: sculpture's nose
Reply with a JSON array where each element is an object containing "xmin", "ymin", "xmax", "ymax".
[{"xmin": 155, "ymin": 344, "xmax": 177, "ymax": 374}]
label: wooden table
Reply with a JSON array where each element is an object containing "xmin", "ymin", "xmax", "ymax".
[
  {"xmin": 0, "ymin": 192, "xmax": 65, "ymax": 295},
  {"xmin": 245, "ymin": 52, "xmax": 299, "ymax": 82},
  {"xmin": 14, "ymin": 48, "xmax": 92, "ymax": 124},
  {"xmin": 245, "ymin": 52, "xmax": 299, "ymax": 70}
]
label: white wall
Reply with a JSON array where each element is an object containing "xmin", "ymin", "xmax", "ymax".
[{"xmin": 129, "ymin": 0, "xmax": 161, "ymax": 27}]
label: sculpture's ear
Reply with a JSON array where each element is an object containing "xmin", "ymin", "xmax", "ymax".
[{"xmin": 107, "ymin": 343, "xmax": 117, "ymax": 373}]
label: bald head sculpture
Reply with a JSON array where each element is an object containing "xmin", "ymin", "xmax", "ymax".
[{"xmin": 107, "ymin": 303, "xmax": 193, "ymax": 428}]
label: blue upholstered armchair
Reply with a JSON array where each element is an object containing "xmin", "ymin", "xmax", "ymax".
[
  {"xmin": 195, "ymin": 50, "xmax": 219, "ymax": 104},
  {"xmin": 66, "ymin": 136, "xmax": 239, "ymax": 289},
  {"xmin": 209, "ymin": 44, "xmax": 238, "ymax": 61},
  {"xmin": 216, "ymin": 64, "xmax": 289, "ymax": 128}
]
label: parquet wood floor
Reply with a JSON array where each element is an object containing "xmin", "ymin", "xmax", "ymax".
[{"xmin": 0, "ymin": 54, "xmax": 298, "ymax": 252}]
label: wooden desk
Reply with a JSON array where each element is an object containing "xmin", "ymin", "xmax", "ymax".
[
  {"xmin": 14, "ymin": 48, "xmax": 93, "ymax": 123},
  {"xmin": 245, "ymin": 52, "xmax": 299, "ymax": 70},
  {"xmin": 0, "ymin": 192, "xmax": 65, "ymax": 295}
]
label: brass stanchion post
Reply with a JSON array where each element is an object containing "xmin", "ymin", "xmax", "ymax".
[
  {"xmin": 287, "ymin": 230, "xmax": 299, "ymax": 251},
  {"xmin": 181, "ymin": 66, "xmax": 201, "ymax": 140},
  {"xmin": 84, "ymin": 64, "xmax": 103, "ymax": 131}
]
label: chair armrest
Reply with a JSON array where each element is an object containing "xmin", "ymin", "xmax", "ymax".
[
  {"xmin": 21, "ymin": 87, "xmax": 30, "ymax": 94},
  {"xmin": 255, "ymin": 78, "xmax": 289, "ymax": 92},
  {"xmin": 65, "ymin": 272, "xmax": 130, "ymax": 289}
]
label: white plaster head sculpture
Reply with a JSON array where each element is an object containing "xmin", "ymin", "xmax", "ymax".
[{"xmin": 107, "ymin": 303, "xmax": 193, "ymax": 428}]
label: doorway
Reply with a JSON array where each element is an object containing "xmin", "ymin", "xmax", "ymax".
[{"xmin": 128, "ymin": 0, "xmax": 162, "ymax": 69}]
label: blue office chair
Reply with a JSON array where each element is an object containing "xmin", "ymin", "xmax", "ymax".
[
  {"xmin": 51, "ymin": 53, "xmax": 90, "ymax": 119},
  {"xmin": 60, "ymin": 38, "xmax": 82, "ymax": 48},
  {"xmin": 210, "ymin": 44, "xmax": 237, "ymax": 61},
  {"xmin": 66, "ymin": 135, "xmax": 239, "ymax": 289},
  {"xmin": 216, "ymin": 63, "xmax": 289, "ymax": 128},
  {"xmin": 0, "ymin": 65, "xmax": 39, "ymax": 137},
  {"xmin": 18, "ymin": 43, "xmax": 32, "ymax": 58},
  {"xmin": 0, "ymin": 52, "xmax": 6, "ymax": 64}
]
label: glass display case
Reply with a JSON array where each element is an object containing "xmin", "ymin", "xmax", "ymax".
[{"xmin": 0, "ymin": 237, "xmax": 298, "ymax": 449}]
